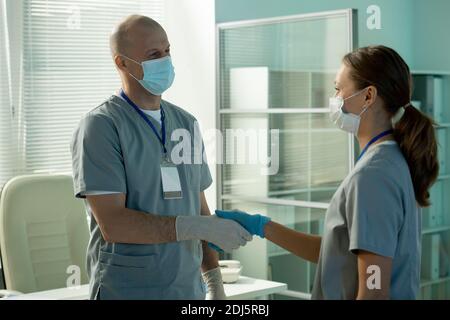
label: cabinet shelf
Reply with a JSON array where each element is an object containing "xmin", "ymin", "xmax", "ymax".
[
  {"xmin": 437, "ymin": 174, "xmax": 450, "ymax": 181},
  {"xmin": 412, "ymin": 70, "xmax": 450, "ymax": 76},
  {"xmin": 420, "ymin": 276, "xmax": 450, "ymax": 288},
  {"xmin": 268, "ymin": 249, "xmax": 291, "ymax": 258},
  {"xmin": 219, "ymin": 108, "xmax": 330, "ymax": 114},
  {"xmin": 422, "ymin": 225, "xmax": 450, "ymax": 235},
  {"xmin": 436, "ymin": 123, "xmax": 450, "ymax": 129}
]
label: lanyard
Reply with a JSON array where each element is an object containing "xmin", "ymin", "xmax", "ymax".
[
  {"xmin": 120, "ymin": 89, "xmax": 167, "ymax": 154},
  {"xmin": 357, "ymin": 129, "xmax": 394, "ymax": 162}
]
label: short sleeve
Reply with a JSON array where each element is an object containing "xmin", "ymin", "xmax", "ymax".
[
  {"xmin": 345, "ymin": 168, "xmax": 404, "ymax": 258},
  {"xmin": 71, "ymin": 113, "xmax": 127, "ymax": 198}
]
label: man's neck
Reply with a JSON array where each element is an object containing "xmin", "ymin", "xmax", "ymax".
[{"xmin": 122, "ymin": 82, "xmax": 162, "ymax": 110}]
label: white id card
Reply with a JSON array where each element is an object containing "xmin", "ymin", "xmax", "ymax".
[{"xmin": 161, "ymin": 159, "xmax": 183, "ymax": 200}]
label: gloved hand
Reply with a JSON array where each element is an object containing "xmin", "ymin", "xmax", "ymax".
[
  {"xmin": 215, "ymin": 209, "xmax": 271, "ymax": 238},
  {"xmin": 202, "ymin": 267, "xmax": 226, "ymax": 300},
  {"xmin": 175, "ymin": 215, "xmax": 252, "ymax": 253}
]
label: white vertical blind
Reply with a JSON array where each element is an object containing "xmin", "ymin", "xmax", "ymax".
[
  {"xmin": 0, "ymin": 0, "xmax": 19, "ymax": 187},
  {"xmin": 0, "ymin": 0, "xmax": 164, "ymax": 186}
]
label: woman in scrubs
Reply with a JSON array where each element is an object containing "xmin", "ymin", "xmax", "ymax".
[{"xmin": 216, "ymin": 45, "xmax": 439, "ymax": 299}]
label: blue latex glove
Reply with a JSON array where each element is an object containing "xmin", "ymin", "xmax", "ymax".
[{"xmin": 215, "ymin": 209, "xmax": 271, "ymax": 238}]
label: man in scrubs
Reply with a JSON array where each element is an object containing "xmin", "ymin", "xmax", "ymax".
[{"xmin": 70, "ymin": 15, "xmax": 252, "ymax": 300}]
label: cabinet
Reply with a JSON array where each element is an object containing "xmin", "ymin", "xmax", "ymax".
[{"xmin": 412, "ymin": 72, "xmax": 450, "ymax": 299}]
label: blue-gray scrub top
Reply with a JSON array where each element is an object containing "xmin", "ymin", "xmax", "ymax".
[
  {"xmin": 312, "ymin": 141, "xmax": 421, "ymax": 299},
  {"xmin": 71, "ymin": 95, "xmax": 212, "ymax": 300}
]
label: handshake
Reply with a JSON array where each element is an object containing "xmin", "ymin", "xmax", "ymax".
[{"xmin": 176, "ymin": 210, "xmax": 271, "ymax": 253}]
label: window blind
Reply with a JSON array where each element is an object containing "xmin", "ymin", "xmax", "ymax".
[
  {"xmin": 0, "ymin": 0, "xmax": 19, "ymax": 187},
  {"xmin": 0, "ymin": 0, "xmax": 164, "ymax": 186}
]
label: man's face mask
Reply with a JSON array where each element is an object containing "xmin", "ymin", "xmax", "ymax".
[
  {"xmin": 122, "ymin": 55, "xmax": 175, "ymax": 96},
  {"xmin": 329, "ymin": 88, "xmax": 369, "ymax": 135}
]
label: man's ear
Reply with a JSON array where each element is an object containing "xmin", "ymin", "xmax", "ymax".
[
  {"xmin": 365, "ymin": 85, "xmax": 378, "ymax": 107},
  {"xmin": 114, "ymin": 55, "xmax": 127, "ymax": 72}
]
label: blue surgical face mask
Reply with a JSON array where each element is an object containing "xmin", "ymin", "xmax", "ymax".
[{"xmin": 122, "ymin": 55, "xmax": 175, "ymax": 96}]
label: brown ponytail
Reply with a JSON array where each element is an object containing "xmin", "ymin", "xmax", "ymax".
[
  {"xmin": 343, "ymin": 45, "xmax": 439, "ymax": 207},
  {"xmin": 393, "ymin": 105, "xmax": 439, "ymax": 206}
]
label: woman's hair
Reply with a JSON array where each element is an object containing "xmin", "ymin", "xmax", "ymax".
[{"xmin": 343, "ymin": 45, "xmax": 439, "ymax": 207}]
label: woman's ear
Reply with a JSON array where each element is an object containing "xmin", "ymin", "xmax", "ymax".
[{"xmin": 365, "ymin": 85, "xmax": 378, "ymax": 107}]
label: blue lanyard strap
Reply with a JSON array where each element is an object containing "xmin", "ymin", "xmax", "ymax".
[
  {"xmin": 120, "ymin": 89, "xmax": 167, "ymax": 154},
  {"xmin": 357, "ymin": 129, "xmax": 394, "ymax": 162}
]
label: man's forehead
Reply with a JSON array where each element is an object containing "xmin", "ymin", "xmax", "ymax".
[{"xmin": 129, "ymin": 27, "xmax": 169, "ymax": 49}]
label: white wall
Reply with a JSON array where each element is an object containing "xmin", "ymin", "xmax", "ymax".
[{"xmin": 163, "ymin": 0, "xmax": 217, "ymax": 209}]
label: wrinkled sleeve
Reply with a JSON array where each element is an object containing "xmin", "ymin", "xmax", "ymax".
[
  {"xmin": 345, "ymin": 168, "xmax": 403, "ymax": 258},
  {"xmin": 71, "ymin": 113, "xmax": 127, "ymax": 198}
]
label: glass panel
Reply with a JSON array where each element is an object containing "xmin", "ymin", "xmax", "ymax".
[
  {"xmin": 221, "ymin": 113, "xmax": 349, "ymax": 202},
  {"xmin": 222, "ymin": 199, "xmax": 326, "ymax": 295},
  {"xmin": 219, "ymin": 13, "xmax": 350, "ymax": 109}
]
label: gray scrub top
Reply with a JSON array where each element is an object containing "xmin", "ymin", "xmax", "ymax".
[
  {"xmin": 71, "ymin": 95, "xmax": 212, "ymax": 300},
  {"xmin": 312, "ymin": 141, "xmax": 421, "ymax": 300}
]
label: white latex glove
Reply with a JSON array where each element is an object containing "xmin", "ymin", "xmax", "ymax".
[
  {"xmin": 175, "ymin": 215, "xmax": 252, "ymax": 253},
  {"xmin": 203, "ymin": 267, "xmax": 226, "ymax": 300}
]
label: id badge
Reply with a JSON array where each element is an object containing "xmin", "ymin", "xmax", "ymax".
[{"xmin": 161, "ymin": 157, "xmax": 183, "ymax": 200}]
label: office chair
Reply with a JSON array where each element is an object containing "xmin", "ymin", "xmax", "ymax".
[{"xmin": 0, "ymin": 174, "xmax": 89, "ymax": 297}]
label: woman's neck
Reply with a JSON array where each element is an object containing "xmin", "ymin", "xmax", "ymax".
[{"xmin": 357, "ymin": 124, "xmax": 394, "ymax": 151}]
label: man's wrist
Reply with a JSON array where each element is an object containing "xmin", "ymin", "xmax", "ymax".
[
  {"xmin": 202, "ymin": 267, "xmax": 226, "ymax": 300},
  {"xmin": 175, "ymin": 215, "xmax": 207, "ymax": 241}
]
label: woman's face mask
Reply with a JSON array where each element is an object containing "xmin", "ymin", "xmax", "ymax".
[
  {"xmin": 329, "ymin": 88, "xmax": 369, "ymax": 135},
  {"xmin": 122, "ymin": 55, "xmax": 175, "ymax": 96}
]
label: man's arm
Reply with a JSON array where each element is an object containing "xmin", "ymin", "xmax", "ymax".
[
  {"xmin": 199, "ymin": 192, "xmax": 220, "ymax": 272},
  {"xmin": 86, "ymin": 193, "xmax": 177, "ymax": 244}
]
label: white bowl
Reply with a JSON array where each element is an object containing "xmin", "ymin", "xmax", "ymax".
[{"xmin": 219, "ymin": 260, "xmax": 243, "ymax": 283}]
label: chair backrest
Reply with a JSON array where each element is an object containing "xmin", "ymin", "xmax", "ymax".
[{"xmin": 0, "ymin": 174, "xmax": 89, "ymax": 293}]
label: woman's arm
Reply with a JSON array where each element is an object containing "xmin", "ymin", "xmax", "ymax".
[
  {"xmin": 264, "ymin": 221, "xmax": 322, "ymax": 263},
  {"xmin": 215, "ymin": 210, "xmax": 322, "ymax": 263},
  {"xmin": 356, "ymin": 250, "xmax": 392, "ymax": 300}
]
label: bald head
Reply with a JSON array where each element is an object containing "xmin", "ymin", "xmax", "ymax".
[{"xmin": 110, "ymin": 15, "xmax": 166, "ymax": 57}]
